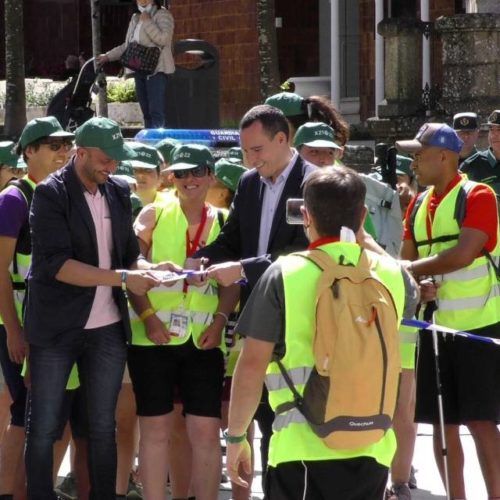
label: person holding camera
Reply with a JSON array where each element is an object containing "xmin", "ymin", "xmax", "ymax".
[{"xmin": 97, "ymin": 0, "xmax": 174, "ymax": 129}]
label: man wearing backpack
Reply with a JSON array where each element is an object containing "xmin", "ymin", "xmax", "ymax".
[
  {"xmin": 225, "ymin": 166, "xmax": 418, "ymax": 500},
  {"xmin": 0, "ymin": 117, "xmax": 74, "ymax": 499},
  {"xmin": 397, "ymin": 123, "xmax": 500, "ymax": 500}
]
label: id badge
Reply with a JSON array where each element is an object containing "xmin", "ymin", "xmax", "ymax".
[{"xmin": 170, "ymin": 313, "xmax": 189, "ymax": 338}]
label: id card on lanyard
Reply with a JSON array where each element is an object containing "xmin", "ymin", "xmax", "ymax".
[{"xmin": 172, "ymin": 206, "xmax": 208, "ymax": 338}]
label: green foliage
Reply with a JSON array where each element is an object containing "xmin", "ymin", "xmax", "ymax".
[
  {"xmin": 107, "ymin": 79, "xmax": 137, "ymax": 103},
  {"xmin": 24, "ymin": 79, "xmax": 61, "ymax": 107}
]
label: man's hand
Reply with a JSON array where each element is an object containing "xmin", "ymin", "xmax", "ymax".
[
  {"xmin": 206, "ymin": 261, "xmax": 243, "ymax": 287},
  {"xmin": 144, "ymin": 314, "xmax": 173, "ymax": 345},
  {"xmin": 125, "ymin": 270, "xmax": 161, "ymax": 295},
  {"xmin": 226, "ymin": 440, "xmax": 252, "ymax": 488},
  {"xmin": 150, "ymin": 260, "xmax": 183, "ymax": 273},
  {"xmin": 197, "ymin": 316, "xmax": 224, "ymax": 350},
  {"xmin": 184, "ymin": 257, "xmax": 208, "ymax": 287},
  {"xmin": 419, "ymin": 278, "xmax": 439, "ymax": 303},
  {"xmin": 6, "ymin": 326, "xmax": 26, "ymax": 365}
]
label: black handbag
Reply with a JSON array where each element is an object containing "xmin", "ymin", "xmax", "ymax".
[{"xmin": 120, "ymin": 41, "xmax": 160, "ymax": 75}]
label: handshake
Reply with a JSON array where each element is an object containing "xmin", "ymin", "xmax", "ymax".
[
  {"xmin": 123, "ymin": 259, "xmax": 247, "ymax": 295},
  {"xmin": 184, "ymin": 258, "xmax": 247, "ymax": 288}
]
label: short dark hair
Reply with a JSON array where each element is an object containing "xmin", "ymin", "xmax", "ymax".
[
  {"xmin": 303, "ymin": 166, "xmax": 366, "ymax": 236},
  {"xmin": 240, "ymin": 104, "xmax": 289, "ymax": 141}
]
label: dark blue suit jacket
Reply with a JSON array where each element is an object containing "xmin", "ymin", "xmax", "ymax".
[
  {"xmin": 24, "ymin": 160, "xmax": 140, "ymax": 346},
  {"xmin": 196, "ymin": 155, "xmax": 316, "ymax": 300}
]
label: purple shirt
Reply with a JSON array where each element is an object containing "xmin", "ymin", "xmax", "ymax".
[{"xmin": 0, "ymin": 187, "xmax": 29, "ymax": 239}]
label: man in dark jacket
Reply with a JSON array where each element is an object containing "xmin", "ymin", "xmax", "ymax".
[
  {"xmin": 24, "ymin": 117, "xmax": 159, "ymax": 499},
  {"xmin": 191, "ymin": 104, "xmax": 316, "ymax": 485}
]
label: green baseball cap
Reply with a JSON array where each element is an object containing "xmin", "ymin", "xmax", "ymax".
[
  {"xmin": 214, "ymin": 158, "xmax": 246, "ymax": 192},
  {"xmin": 115, "ymin": 160, "xmax": 134, "ymax": 177},
  {"xmin": 155, "ymin": 138, "xmax": 180, "ymax": 165},
  {"xmin": 74, "ymin": 117, "xmax": 136, "ymax": 161},
  {"xmin": 396, "ymin": 155, "xmax": 413, "ymax": 178},
  {"xmin": 17, "ymin": 116, "xmax": 74, "ymax": 153},
  {"xmin": 168, "ymin": 144, "xmax": 215, "ymax": 171},
  {"xmin": 0, "ymin": 141, "xmax": 19, "ymax": 168},
  {"xmin": 227, "ymin": 147, "xmax": 243, "ymax": 163},
  {"xmin": 294, "ymin": 122, "xmax": 341, "ymax": 150},
  {"xmin": 265, "ymin": 92, "xmax": 305, "ymax": 117},
  {"xmin": 129, "ymin": 142, "xmax": 162, "ymax": 170}
]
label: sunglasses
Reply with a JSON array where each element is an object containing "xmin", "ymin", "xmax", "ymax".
[
  {"xmin": 41, "ymin": 141, "xmax": 73, "ymax": 152},
  {"xmin": 173, "ymin": 165, "xmax": 209, "ymax": 179}
]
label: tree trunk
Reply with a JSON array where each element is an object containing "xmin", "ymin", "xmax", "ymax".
[
  {"xmin": 256, "ymin": 0, "xmax": 281, "ymax": 101},
  {"xmin": 90, "ymin": 0, "xmax": 108, "ymax": 117},
  {"xmin": 4, "ymin": 0, "xmax": 26, "ymax": 139}
]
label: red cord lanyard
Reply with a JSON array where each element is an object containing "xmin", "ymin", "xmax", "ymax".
[{"xmin": 183, "ymin": 205, "xmax": 208, "ymax": 293}]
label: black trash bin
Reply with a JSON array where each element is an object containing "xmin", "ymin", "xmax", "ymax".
[{"xmin": 165, "ymin": 39, "xmax": 220, "ymax": 128}]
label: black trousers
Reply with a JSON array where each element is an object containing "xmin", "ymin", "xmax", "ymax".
[{"xmin": 265, "ymin": 457, "xmax": 388, "ymax": 500}]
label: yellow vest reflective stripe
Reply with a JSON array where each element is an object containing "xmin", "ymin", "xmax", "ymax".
[
  {"xmin": 399, "ymin": 323, "xmax": 417, "ymax": 370},
  {"xmin": 265, "ymin": 242, "xmax": 404, "ymax": 468},
  {"xmin": 0, "ymin": 176, "xmax": 36, "ymax": 325},
  {"xmin": 412, "ymin": 178, "xmax": 500, "ymax": 331},
  {"xmin": 130, "ymin": 199, "xmax": 227, "ymax": 349}
]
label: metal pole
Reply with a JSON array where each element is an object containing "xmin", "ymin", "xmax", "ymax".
[
  {"xmin": 90, "ymin": 0, "xmax": 108, "ymax": 117},
  {"xmin": 330, "ymin": 0, "xmax": 341, "ymax": 107},
  {"xmin": 431, "ymin": 318, "xmax": 451, "ymax": 500}
]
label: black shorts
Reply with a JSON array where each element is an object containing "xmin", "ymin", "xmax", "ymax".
[
  {"xmin": 415, "ymin": 321, "xmax": 500, "ymax": 425},
  {"xmin": 265, "ymin": 458, "xmax": 388, "ymax": 500},
  {"xmin": 127, "ymin": 339, "xmax": 224, "ymax": 418},
  {"xmin": 0, "ymin": 325, "xmax": 27, "ymax": 427}
]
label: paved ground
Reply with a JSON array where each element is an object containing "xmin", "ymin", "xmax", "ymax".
[{"xmin": 58, "ymin": 424, "xmax": 492, "ymax": 499}]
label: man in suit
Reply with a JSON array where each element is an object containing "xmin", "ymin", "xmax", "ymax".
[
  {"xmin": 24, "ymin": 117, "xmax": 160, "ymax": 499},
  {"xmin": 191, "ymin": 104, "xmax": 316, "ymax": 484}
]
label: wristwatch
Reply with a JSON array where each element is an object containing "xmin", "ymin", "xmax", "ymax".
[
  {"xmin": 223, "ymin": 429, "xmax": 247, "ymax": 444},
  {"xmin": 120, "ymin": 270, "xmax": 128, "ymax": 292}
]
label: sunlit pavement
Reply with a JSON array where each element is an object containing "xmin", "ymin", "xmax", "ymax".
[{"xmin": 57, "ymin": 424, "xmax": 493, "ymax": 499}]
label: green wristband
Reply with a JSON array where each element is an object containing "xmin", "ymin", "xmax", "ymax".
[{"xmin": 223, "ymin": 429, "xmax": 247, "ymax": 444}]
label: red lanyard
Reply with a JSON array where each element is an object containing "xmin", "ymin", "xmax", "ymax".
[
  {"xmin": 186, "ymin": 205, "xmax": 208, "ymax": 258},
  {"xmin": 183, "ymin": 205, "xmax": 208, "ymax": 293}
]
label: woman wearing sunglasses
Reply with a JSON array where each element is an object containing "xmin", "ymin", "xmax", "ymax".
[{"xmin": 127, "ymin": 144, "xmax": 239, "ymax": 500}]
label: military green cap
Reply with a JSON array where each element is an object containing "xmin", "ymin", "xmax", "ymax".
[
  {"xmin": 155, "ymin": 138, "xmax": 180, "ymax": 165},
  {"xmin": 294, "ymin": 122, "xmax": 341, "ymax": 150},
  {"xmin": 227, "ymin": 147, "xmax": 243, "ymax": 163},
  {"xmin": 75, "ymin": 117, "xmax": 136, "ymax": 161},
  {"xmin": 18, "ymin": 116, "xmax": 74, "ymax": 153},
  {"xmin": 484, "ymin": 110, "xmax": 500, "ymax": 126},
  {"xmin": 128, "ymin": 142, "xmax": 162, "ymax": 170},
  {"xmin": 396, "ymin": 155, "xmax": 413, "ymax": 178},
  {"xmin": 265, "ymin": 92, "xmax": 305, "ymax": 117},
  {"xmin": 0, "ymin": 141, "xmax": 19, "ymax": 168},
  {"xmin": 168, "ymin": 144, "xmax": 215, "ymax": 171},
  {"xmin": 214, "ymin": 158, "xmax": 246, "ymax": 192},
  {"xmin": 116, "ymin": 160, "xmax": 134, "ymax": 177}
]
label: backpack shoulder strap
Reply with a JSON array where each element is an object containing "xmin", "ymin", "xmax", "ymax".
[
  {"xmin": 6, "ymin": 178, "xmax": 34, "ymax": 209},
  {"xmin": 217, "ymin": 209, "xmax": 225, "ymax": 230},
  {"xmin": 293, "ymin": 248, "xmax": 350, "ymax": 271},
  {"xmin": 454, "ymin": 180, "xmax": 475, "ymax": 227},
  {"xmin": 408, "ymin": 189, "xmax": 428, "ymax": 247}
]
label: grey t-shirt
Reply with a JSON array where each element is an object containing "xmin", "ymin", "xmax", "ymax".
[{"xmin": 235, "ymin": 258, "xmax": 419, "ymax": 358}]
